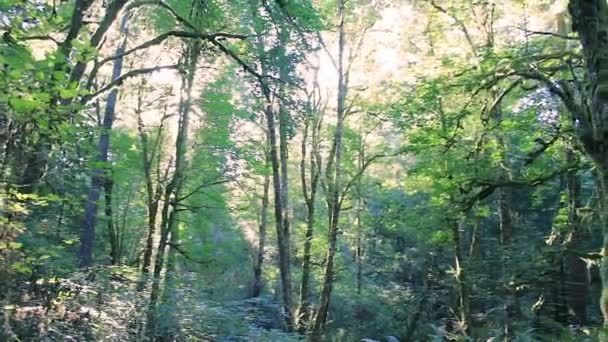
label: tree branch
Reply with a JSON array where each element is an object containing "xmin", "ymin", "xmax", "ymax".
[
  {"xmin": 515, "ymin": 26, "xmax": 578, "ymax": 40},
  {"xmin": 90, "ymin": 30, "xmax": 248, "ymax": 79},
  {"xmin": 131, "ymin": 0, "xmax": 197, "ymax": 31},
  {"xmin": 166, "ymin": 243, "xmax": 213, "ymax": 264},
  {"xmin": 460, "ymin": 163, "xmax": 584, "ymax": 212},
  {"xmin": 176, "ymin": 178, "xmax": 234, "ymax": 202},
  {"xmin": 339, "ymin": 148, "xmax": 408, "ymax": 206},
  {"xmin": 19, "ymin": 35, "xmax": 60, "ymax": 45},
  {"xmin": 428, "ymin": 0, "xmax": 477, "ymax": 56},
  {"xmin": 82, "ymin": 64, "xmax": 179, "ymax": 102}
]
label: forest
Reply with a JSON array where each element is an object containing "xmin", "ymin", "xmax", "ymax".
[{"xmin": 2, "ymin": 0, "xmax": 608, "ymax": 340}]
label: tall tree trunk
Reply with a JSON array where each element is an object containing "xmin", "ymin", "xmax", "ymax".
[
  {"xmin": 249, "ymin": 1, "xmax": 294, "ymax": 328},
  {"xmin": 79, "ymin": 14, "xmax": 129, "ymax": 268},
  {"xmin": 140, "ymin": 138, "xmax": 160, "ymax": 275},
  {"xmin": 497, "ymin": 186, "xmax": 517, "ymax": 335},
  {"xmin": 276, "ymin": 27, "xmax": 294, "ymax": 331},
  {"xmin": 564, "ymin": 148, "xmax": 587, "ymax": 325},
  {"xmin": 297, "ymin": 117, "xmax": 320, "ymax": 331},
  {"xmin": 160, "ymin": 208, "xmax": 180, "ymax": 338},
  {"xmin": 355, "ymin": 141, "xmax": 365, "ymax": 296},
  {"xmin": 146, "ymin": 183, "xmax": 172, "ymax": 338},
  {"xmin": 490, "ymin": 75, "xmax": 518, "ymax": 335},
  {"xmin": 568, "ymin": 0, "xmax": 608, "ymax": 326},
  {"xmin": 311, "ymin": 2, "xmax": 348, "ymax": 337},
  {"xmin": 438, "ymin": 93, "xmax": 470, "ymax": 334},
  {"xmin": 402, "ymin": 269, "xmax": 431, "ymax": 341},
  {"xmin": 252, "ymin": 148, "xmax": 270, "ymax": 298},
  {"xmin": 264, "ymin": 101, "xmax": 294, "ymax": 330},
  {"xmin": 146, "ymin": 43, "xmax": 199, "ymax": 339},
  {"xmin": 138, "ymin": 91, "xmax": 166, "ymax": 276}
]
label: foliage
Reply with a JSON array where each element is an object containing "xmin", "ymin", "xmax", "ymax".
[{"xmin": 1, "ymin": 0, "xmax": 607, "ymax": 341}]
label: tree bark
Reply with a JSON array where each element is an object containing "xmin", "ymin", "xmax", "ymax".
[{"xmin": 79, "ymin": 14, "xmax": 129, "ymax": 268}]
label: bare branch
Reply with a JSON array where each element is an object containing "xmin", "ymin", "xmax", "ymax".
[
  {"xmin": 339, "ymin": 148, "xmax": 409, "ymax": 206},
  {"xmin": 131, "ymin": 0, "xmax": 197, "ymax": 31},
  {"xmin": 176, "ymin": 178, "xmax": 234, "ymax": 202},
  {"xmin": 428, "ymin": 0, "xmax": 477, "ymax": 56},
  {"xmin": 515, "ymin": 26, "xmax": 578, "ymax": 40},
  {"xmin": 19, "ymin": 35, "xmax": 60, "ymax": 45}
]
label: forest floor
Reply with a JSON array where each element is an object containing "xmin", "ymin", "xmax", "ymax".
[{"xmin": 4, "ymin": 266, "xmax": 302, "ymax": 341}]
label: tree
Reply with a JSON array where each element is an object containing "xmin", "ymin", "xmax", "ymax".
[
  {"xmin": 146, "ymin": 41, "xmax": 200, "ymax": 339},
  {"xmin": 566, "ymin": 0, "xmax": 608, "ymax": 326},
  {"xmin": 79, "ymin": 13, "xmax": 129, "ymax": 268}
]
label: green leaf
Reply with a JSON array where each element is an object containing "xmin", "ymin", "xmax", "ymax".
[
  {"xmin": 59, "ymin": 87, "xmax": 79, "ymax": 99},
  {"xmin": 11, "ymin": 262, "xmax": 32, "ymax": 275},
  {"xmin": 53, "ymin": 71, "xmax": 66, "ymax": 81},
  {"xmin": 9, "ymin": 97, "xmax": 39, "ymax": 112}
]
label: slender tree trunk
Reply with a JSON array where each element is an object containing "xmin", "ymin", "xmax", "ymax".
[
  {"xmin": 297, "ymin": 118, "xmax": 320, "ymax": 331},
  {"xmin": 599, "ymin": 168, "xmax": 608, "ymax": 327},
  {"xmin": 146, "ymin": 43, "xmax": 199, "ymax": 339},
  {"xmin": 250, "ymin": 5, "xmax": 294, "ymax": 327},
  {"xmin": 104, "ymin": 174, "xmax": 118, "ymax": 265},
  {"xmin": 311, "ymin": 2, "xmax": 347, "ymax": 337},
  {"xmin": 497, "ymin": 186, "xmax": 517, "ymax": 335},
  {"xmin": 264, "ymin": 101, "xmax": 294, "ymax": 330},
  {"xmin": 489, "ymin": 77, "xmax": 518, "ymax": 335},
  {"xmin": 276, "ymin": 28, "xmax": 295, "ymax": 331},
  {"xmin": 355, "ymin": 142, "xmax": 365, "ymax": 296},
  {"xmin": 355, "ymin": 213, "xmax": 362, "ymax": 295},
  {"xmin": 437, "ymin": 79, "xmax": 470, "ymax": 336},
  {"xmin": 468, "ymin": 211, "xmax": 481, "ymax": 258},
  {"xmin": 252, "ymin": 151, "xmax": 270, "ymax": 298},
  {"xmin": 564, "ymin": 148, "xmax": 587, "ymax": 325},
  {"xmin": 79, "ymin": 14, "xmax": 129, "ymax": 268},
  {"xmin": 402, "ymin": 270, "xmax": 431, "ymax": 342},
  {"xmin": 451, "ymin": 218, "xmax": 470, "ymax": 334},
  {"xmin": 138, "ymin": 95, "xmax": 165, "ymax": 276},
  {"xmin": 160, "ymin": 209, "xmax": 180, "ymax": 338},
  {"xmin": 146, "ymin": 185, "xmax": 172, "ymax": 338}
]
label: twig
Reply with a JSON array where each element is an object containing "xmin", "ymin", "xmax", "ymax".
[
  {"xmin": 166, "ymin": 243, "xmax": 213, "ymax": 264},
  {"xmin": 83, "ymin": 64, "xmax": 179, "ymax": 102}
]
